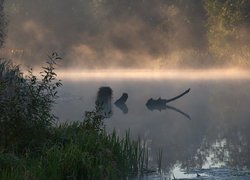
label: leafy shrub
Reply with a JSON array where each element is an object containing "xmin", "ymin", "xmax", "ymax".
[
  {"xmin": 0, "ymin": 53, "xmax": 62, "ymax": 153},
  {"xmin": 0, "ymin": 0, "xmax": 7, "ymax": 48}
]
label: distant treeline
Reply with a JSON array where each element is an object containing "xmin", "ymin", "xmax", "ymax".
[
  {"xmin": 0, "ymin": 0, "xmax": 6, "ymax": 48},
  {"xmin": 1, "ymin": 0, "xmax": 250, "ymax": 67},
  {"xmin": 204, "ymin": 0, "xmax": 250, "ymax": 64},
  {"xmin": 89, "ymin": 0, "xmax": 250, "ymax": 66}
]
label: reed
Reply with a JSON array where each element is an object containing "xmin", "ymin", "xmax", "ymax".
[
  {"xmin": 157, "ymin": 148, "xmax": 163, "ymax": 173},
  {"xmin": 0, "ymin": 120, "xmax": 151, "ymax": 179}
]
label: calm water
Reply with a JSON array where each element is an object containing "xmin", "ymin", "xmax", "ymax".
[{"xmin": 54, "ymin": 79, "xmax": 250, "ymax": 179}]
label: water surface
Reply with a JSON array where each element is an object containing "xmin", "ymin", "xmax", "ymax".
[{"xmin": 54, "ymin": 79, "xmax": 250, "ymax": 179}]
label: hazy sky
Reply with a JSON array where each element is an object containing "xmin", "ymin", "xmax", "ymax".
[{"xmin": 3, "ymin": 0, "xmax": 207, "ymax": 68}]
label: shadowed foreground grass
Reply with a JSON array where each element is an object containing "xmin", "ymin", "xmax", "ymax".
[{"xmin": 0, "ymin": 112, "xmax": 149, "ymax": 180}]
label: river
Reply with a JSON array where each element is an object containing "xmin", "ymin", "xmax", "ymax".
[{"xmin": 54, "ymin": 78, "xmax": 250, "ymax": 179}]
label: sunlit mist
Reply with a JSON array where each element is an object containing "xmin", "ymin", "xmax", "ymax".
[
  {"xmin": 2, "ymin": 1, "xmax": 250, "ymax": 179},
  {"xmin": 56, "ymin": 68, "xmax": 250, "ymax": 81}
]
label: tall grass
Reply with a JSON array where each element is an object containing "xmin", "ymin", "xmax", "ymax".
[
  {"xmin": 0, "ymin": 121, "xmax": 150, "ymax": 179},
  {"xmin": 157, "ymin": 148, "xmax": 163, "ymax": 173}
]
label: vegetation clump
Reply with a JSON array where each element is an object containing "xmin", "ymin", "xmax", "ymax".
[
  {"xmin": 0, "ymin": 53, "xmax": 62, "ymax": 153},
  {"xmin": 0, "ymin": 54, "xmax": 149, "ymax": 179}
]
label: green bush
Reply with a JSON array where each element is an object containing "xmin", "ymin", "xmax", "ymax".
[{"xmin": 0, "ymin": 53, "xmax": 62, "ymax": 153}]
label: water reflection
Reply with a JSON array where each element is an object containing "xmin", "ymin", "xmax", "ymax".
[
  {"xmin": 114, "ymin": 93, "xmax": 128, "ymax": 114},
  {"xmin": 96, "ymin": 87, "xmax": 129, "ymax": 115},
  {"xmin": 145, "ymin": 88, "xmax": 190, "ymax": 110},
  {"xmin": 166, "ymin": 105, "xmax": 190, "ymax": 120},
  {"xmin": 146, "ymin": 88, "xmax": 190, "ymax": 120},
  {"xmin": 150, "ymin": 84, "xmax": 250, "ymax": 179},
  {"xmin": 168, "ymin": 119, "xmax": 250, "ymax": 179},
  {"xmin": 146, "ymin": 99, "xmax": 191, "ymax": 119}
]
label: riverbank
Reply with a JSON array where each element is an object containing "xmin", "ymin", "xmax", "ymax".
[{"xmin": 0, "ymin": 111, "xmax": 149, "ymax": 179}]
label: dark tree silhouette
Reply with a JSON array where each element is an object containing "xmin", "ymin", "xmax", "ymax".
[{"xmin": 0, "ymin": 0, "xmax": 6, "ymax": 48}]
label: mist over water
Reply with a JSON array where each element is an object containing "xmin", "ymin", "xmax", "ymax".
[
  {"xmin": 1, "ymin": 0, "xmax": 250, "ymax": 178},
  {"xmin": 54, "ymin": 78, "xmax": 250, "ymax": 178},
  {"xmin": 56, "ymin": 69, "xmax": 250, "ymax": 80}
]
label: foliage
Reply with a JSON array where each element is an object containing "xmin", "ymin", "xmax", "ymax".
[
  {"xmin": 0, "ymin": 116, "xmax": 150, "ymax": 179},
  {"xmin": 0, "ymin": 0, "xmax": 7, "ymax": 48},
  {"xmin": 82, "ymin": 106, "xmax": 105, "ymax": 132},
  {"xmin": 204, "ymin": 0, "xmax": 250, "ymax": 61},
  {"xmin": 0, "ymin": 53, "xmax": 62, "ymax": 153}
]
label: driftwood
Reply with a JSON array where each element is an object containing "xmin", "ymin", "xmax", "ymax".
[
  {"xmin": 165, "ymin": 88, "xmax": 190, "ymax": 103},
  {"xmin": 95, "ymin": 86, "xmax": 190, "ymax": 119},
  {"xmin": 146, "ymin": 88, "xmax": 190, "ymax": 107},
  {"xmin": 146, "ymin": 88, "xmax": 191, "ymax": 119}
]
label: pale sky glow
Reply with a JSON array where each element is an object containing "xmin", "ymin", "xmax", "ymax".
[{"xmin": 56, "ymin": 69, "xmax": 250, "ymax": 81}]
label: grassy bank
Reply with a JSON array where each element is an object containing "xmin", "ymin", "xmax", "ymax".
[
  {"xmin": 0, "ymin": 120, "xmax": 149, "ymax": 179},
  {"xmin": 0, "ymin": 55, "xmax": 150, "ymax": 179}
]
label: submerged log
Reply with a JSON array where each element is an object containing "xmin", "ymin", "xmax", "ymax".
[
  {"xmin": 146, "ymin": 88, "xmax": 190, "ymax": 107},
  {"xmin": 145, "ymin": 88, "xmax": 191, "ymax": 119}
]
